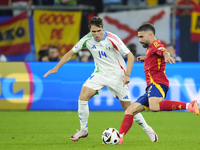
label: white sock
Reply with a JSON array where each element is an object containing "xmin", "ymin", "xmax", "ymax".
[
  {"xmin": 78, "ymin": 100, "xmax": 89, "ymax": 131},
  {"xmin": 134, "ymin": 113, "xmax": 150, "ymax": 131},
  {"xmin": 186, "ymin": 103, "xmax": 189, "ymax": 109},
  {"xmin": 119, "ymin": 134, "xmax": 124, "ymax": 138}
]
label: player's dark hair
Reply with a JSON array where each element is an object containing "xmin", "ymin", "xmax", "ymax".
[
  {"xmin": 166, "ymin": 44, "xmax": 176, "ymax": 50},
  {"xmin": 49, "ymin": 45, "xmax": 59, "ymax": 51},
  {"xmin": 127, "ymin": 43, "xmax": 137, "ymax": 56},
  {"xmin": 137, "ymin": 23, "xmax": 155, "ymax": 35},
  {"xmin": 88, "ymin": 16, "xmax": 103, "ymax": 29}
]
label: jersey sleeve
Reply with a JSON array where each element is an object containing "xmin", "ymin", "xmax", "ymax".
[
  {"xmin": 107, "ymin": 32, "xmax": 130, "ymax": 56},
  {"xmin": 156, "ymin": 47, "xmax": 168, "ymax": 56},
  {"xmin": 72, "ymin": 33, "xmax": 91, "ymax": 53},
  {"xmin": 117, "ymin": 37, "xmax": 130, "ymax": 56},
  {"xmin": 151, "ymin": 40, "xmax": 168, "ymax": 57}
]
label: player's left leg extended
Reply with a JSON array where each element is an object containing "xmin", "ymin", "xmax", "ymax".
[
  {"xmin": 148, "ymin": 83, "xmax": 199, "ymax": 115},
  {"xmin": 158, "ymin": 100, "xmax": 199, "ymax": 115}
]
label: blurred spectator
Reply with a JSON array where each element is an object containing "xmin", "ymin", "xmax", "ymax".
[
  {"xmin": 12, "ymin": 0, "xmax": 32, "ymax": 16},
  {"xmin": 48, "ymin": 45, "xmax": 60, "ymax": 62},
  {"xmin": 166, "ymin": 44, "xmax": 182, "ymax": 62},
  {"xmin": 54, "ymin": 0, "xmax": 77, "ymax": 5},
  {"xmin": 0, "ymin": 0, "xmax": 12, "ymax": 16},
  {"xmin": 176, "ymin": 0, "xmax": 199, "ymax": 16},
  {"xmin": 0, "ymin": 54, "xmax": 7, "ymax": 62},
  {"xmin": 124, "ymin": 43, "xmax": 139, "ymax": 62},
  {"xmin": 38, "ymin": 49, "xmax": 49, "ymax": 62},
  {"xmin": 78, "ymin": 49, "xmax": 92, "ymax": 62}
]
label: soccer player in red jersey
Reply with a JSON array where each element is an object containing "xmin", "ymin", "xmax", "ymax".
[{"xmin": 118, "ymin": 23, "xmax": 199, "ymax": 144}]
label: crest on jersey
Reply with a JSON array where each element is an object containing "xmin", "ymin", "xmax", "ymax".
[
  {"xmin": 106, "ymin": 47, "xmax": 110, "ymax": 50},
  {"xmin": 105, "ymin": 43, "xmax": 110, "ymax": 50}
]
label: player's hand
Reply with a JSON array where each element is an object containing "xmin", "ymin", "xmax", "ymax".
[
  {"xmin": 43, "ymin": 68, "xmax": 58, "ymax": 78},
  {"xmin": 137, "ymin": 56, "xmax": 145, "ymax": 62},
  {"xmin": 165, "ymin": 56, "xmax": 175, "ymax": 64},
  {"xmin": 123, "ymin": 76, "xmax": 130, "ymax": 87}
]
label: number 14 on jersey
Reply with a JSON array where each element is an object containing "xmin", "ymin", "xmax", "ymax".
[{"xmin": 98, "ymin": 51, "xmax": 107, "ymax": 58}]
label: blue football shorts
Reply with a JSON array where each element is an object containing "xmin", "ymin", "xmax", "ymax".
[{"xmin": 135, "ymin": 83, "xmax": 168, "ymax": 112}]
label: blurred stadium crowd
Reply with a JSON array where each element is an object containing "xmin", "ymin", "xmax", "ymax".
[{"xmin": 0, "ymin": 0, "xmax": 199, "ymax": 62}]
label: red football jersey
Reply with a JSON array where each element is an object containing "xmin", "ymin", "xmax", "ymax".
[{"xmin": 144, "ymin": 39, "xmax": 169, "ymax": 88}]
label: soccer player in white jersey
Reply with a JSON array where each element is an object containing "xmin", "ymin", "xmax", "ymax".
[{"xmin": 44, "ymin": 16, "xmax": 158, "ymax": 142}]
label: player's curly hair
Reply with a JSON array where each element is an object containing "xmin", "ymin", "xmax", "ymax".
[
  {"xmin": 88, "ymin": 16, "xmax": 103, "ymax": 29},
  {"xmin": 137, "ymin": 23, "xmax": 155, "ymax": 35}
]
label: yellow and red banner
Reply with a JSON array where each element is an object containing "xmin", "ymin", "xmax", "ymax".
[
  {"xmin": 191, "ymin": 5, "xmax": 200, "ymax": 42},
  {"xmin": 34, "ymin": 10, "xmax": 82, "ymax": 58},
  {"xmin": 0, "ymin": 11, "xmax": 30, "ymax": 55}
]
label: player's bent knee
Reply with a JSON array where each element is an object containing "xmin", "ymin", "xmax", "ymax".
[
  {"xmin": 125, "ymin": 107, "xmax": 133, "ymax": 115},
  {"xmin": 125, "ymin": 105, "xmax": 139, "ymax": 116},
  {"xmin": 149, "ymin": 105, "xmax": 159, "ymax": 112},
  {"xmin": 79, "ymin": 95, "xmax": 89, "ymax": 101},
  {"xmin": 120, "ymin": 101, "xmax": 131, "ymax": 111}
]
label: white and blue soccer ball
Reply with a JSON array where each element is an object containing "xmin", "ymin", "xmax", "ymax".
[{"xmin": 102, "ymin": 128, "xmax": 120, "ymax": 145}]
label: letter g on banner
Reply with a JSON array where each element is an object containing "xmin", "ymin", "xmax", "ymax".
[{"xmin": 39, "ymin": 13, "xmax": 74, "ymax": 25}]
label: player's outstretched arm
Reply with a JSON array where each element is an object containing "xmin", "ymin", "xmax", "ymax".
[
  {"xmin": 43, "ymin": 49, "xmax": 75, "ymax": 78},
  {"xmin": 137, "ymin": 56, "xmax": 145, "ymax": 62},
  {"xmin": 163, "ymin": 51, "xmax": 175, "ymax": 64}
]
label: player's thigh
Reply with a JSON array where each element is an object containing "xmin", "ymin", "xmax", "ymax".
[
  {"xmin": 120, "ymin": 101, "xmax": 131, "ymax": 111},
  {"xmin": 79, "ymin": 86, "xmax": 97, "ymax": 101},
  {"xmin": 108, "ymin": 83, "xmax": 131, "ymax": 110},
  {"xmin": 107, "ymin": 76, "xmax": 130, "ymax": 100},
  {"xmin": 125, "ymin": 102, "xmax": 144, "ymax": 116},
  {"xmin": 135, "ymin": 92, "xmax": 150, "ymax": 112},
  {"xmin": 80, "ymin": 73, "xmax": 105, "ymax": 101},
  {"xmin": 148, "ymin": 97, "xmax": 163, "ymax": 112},
  {"xmin": 147, "ymin": 83, "xmax": 168, "ymax": 111}
]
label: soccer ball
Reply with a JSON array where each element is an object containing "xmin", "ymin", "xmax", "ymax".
[{"xmin": 102, "ymin": 128, "xmax": 120, "ymax": 145}]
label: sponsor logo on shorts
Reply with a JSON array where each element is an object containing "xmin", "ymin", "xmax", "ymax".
[{"xmin": 123, "ymin": 95, "xmax": 129, "ymax": 99}]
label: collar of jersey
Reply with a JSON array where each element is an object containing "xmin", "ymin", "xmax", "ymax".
[{"xmin": 93, "ymin": 31, "xmax": 107, "ymax": 42}]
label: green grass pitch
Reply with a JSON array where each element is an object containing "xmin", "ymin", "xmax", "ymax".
[{"xmin": 0, "ymin": 111, "xmax": 200, "ymax": 150}]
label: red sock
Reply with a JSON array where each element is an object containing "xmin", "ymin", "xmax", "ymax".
[
  {"xmin": 119, "ymin": 114, "xmax": 133, "ymax": 136},
  {"xmin": 159, "ymin": 100, "xmax": 186, "ymax": 111}
]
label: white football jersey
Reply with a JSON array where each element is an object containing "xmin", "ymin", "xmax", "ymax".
[{"xmin": 72, "ymin": 31, "xmax": 130, "ymax": 76}]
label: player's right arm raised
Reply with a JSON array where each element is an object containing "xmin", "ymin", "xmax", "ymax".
[{"xmin": 43, "ymin": 49, "xmax": 75, "ymax": 78}]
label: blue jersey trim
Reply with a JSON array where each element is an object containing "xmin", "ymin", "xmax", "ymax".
[{"xmin": 102, "ymin": 31, "xmax": 107, "ymax": 41}]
